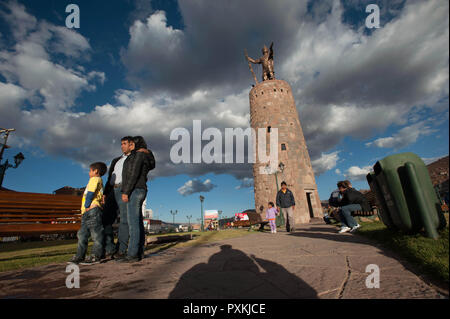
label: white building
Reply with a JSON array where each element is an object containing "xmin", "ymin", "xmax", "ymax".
[
  {"xmin": 144, "ymin": 209, "xmax": 153, "ymax": 219},
  {"xmin": 143, "ymin": 219, "xmax": 162, "ymax": 233}
]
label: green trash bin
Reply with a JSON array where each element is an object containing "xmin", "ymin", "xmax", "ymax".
[
  {"xmin": 366, "ymin": 172, "xmax": 397, "ymax": 230},
  {"xmin": 366, "ymin": 152, "xmax": 446, "ymax": 239}
]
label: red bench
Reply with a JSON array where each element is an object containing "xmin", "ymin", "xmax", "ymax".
[{"xmin": 0, "ymin": 191, "xmax": 81, "ymax": 237}]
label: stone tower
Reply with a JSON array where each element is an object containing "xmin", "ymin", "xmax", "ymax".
[{"xmin": 249, "ymin": 79, "xmax": 322, "ymax": 225}]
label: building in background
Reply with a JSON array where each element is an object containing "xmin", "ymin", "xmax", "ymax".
[
  {"xmin": 144, "ymin": 208, "xmax": 153, "ymax": 219},
  {"xmin": 204, "ymin": 210, "xmax": 219, "ymax": 230},
  {"xmin": 53, "ymin": 186, "xmax": 84, "ymax": 196},
  {"xmin": 143, "ymin": 219, "xmax": 162, "ymax": 233}
]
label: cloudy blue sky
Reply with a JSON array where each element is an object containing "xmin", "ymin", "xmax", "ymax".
[{"xmin": 0, "ymin": 0, "xmax": 448, "ymax": 223}]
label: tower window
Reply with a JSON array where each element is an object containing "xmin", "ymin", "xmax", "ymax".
[
  {"xmin": 281, "ymin": 143, "xmax": 286, "ymax": 150},
  {"xmin": 267, "ymin": 126, "xmax": 271, "ymax": 133}
]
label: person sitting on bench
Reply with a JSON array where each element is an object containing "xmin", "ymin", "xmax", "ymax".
[{"xmin": 336, "ymin": 180, "xmax": 370, "ymax": 234}]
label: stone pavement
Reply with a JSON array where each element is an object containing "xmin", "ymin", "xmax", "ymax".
[{"xmin": 0, "ymin": 224, "xmax": 447, "ymax": 299}]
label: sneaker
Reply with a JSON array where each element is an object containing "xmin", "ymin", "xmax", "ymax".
[
  {"xmin": 116, "ymin": 256, "xmax": 141, "ymax": 263},
  {"xmin": 68, "ymin": 255, "xmax": 84, "ymax": 264},
  {"xmin": 273, "ymin": 230, "xmax": 277, "ymax": 234},
  {"xmin": 104, "ymin": 251, "xmax": 116, "ymax": 260},
  {"xmin": 350, "ymin": 224, "xmax": 361, "ymax": 233},
  {"xmin": 338, "ymin": 226, "xmax": 351, "ymax": 233},
  {"xmin": 79, "ymin": 255, "xmax": 102, "ymax": 265},
  {"xmin": 112, "ymin": 251, "xmax": 126, "ymax": 261}
]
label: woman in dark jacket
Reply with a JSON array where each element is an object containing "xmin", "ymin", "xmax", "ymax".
[
  {"xmin": 133, "ymin": 136, "xmax": 155, "ymax": 258},
  {"xmin": 336, "ymin": 181, "xmax": 369, "ymax": 234}
]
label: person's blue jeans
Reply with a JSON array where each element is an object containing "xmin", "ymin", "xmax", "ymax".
[
  {"xmin": 339, "ymin": 204, "xmax": 361, "ymax": 228},
  {"xmin": 115, "ymin": 187, "xmax": 129, "ymax": 255},
  {"xmin": 76, "ymin": 207, "xmax": 104, "ymax": 259},
  {"xmin": 117, "ymin": 188, "xmax": 147, "ymax": 258},
  {"xmin": 102, "ymin": 192, "xmax": 118, "ymax": 255}
]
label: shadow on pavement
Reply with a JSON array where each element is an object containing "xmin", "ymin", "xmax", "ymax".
[
  {"xmin": 288, "ymin": 229, "xmax": 374, "ymax": 245},
  {"xmin": 169, "ymin": 244, "xmax": 317, "ymax": 299},
  {"xmin": 288, "ymin": 225, "xmax": 450, "ymax": 296}
]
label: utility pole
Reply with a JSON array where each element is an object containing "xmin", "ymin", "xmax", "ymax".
[
  {"xmin": 199, "ymin": 195, "xmax": 205, "ymax": 232},
  {"xmin": 218, "ymin": 210, "xmax": 222, "ymax": 230}
]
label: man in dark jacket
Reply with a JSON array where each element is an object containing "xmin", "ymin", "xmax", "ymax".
[
  {"xmin": 336, "ymin": 180, "xmax": 370, "ymax": 233},
  {"xmin": 103, "ymin": 137, "xmax": 133, "ymax": 258},
  {"xmin": 117, "ymin": 137, "xmax": 155, "ymax": 262},
  {"xmin": 276, "ymin": 181, "xmax": 296, "ymax": 232}
]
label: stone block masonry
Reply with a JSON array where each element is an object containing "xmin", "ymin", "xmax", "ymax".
[{"xmin": 249, "ymin": 79, "xmax": 322, "ymax": 225}]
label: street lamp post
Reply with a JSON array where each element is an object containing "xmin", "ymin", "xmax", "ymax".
[
  {"xmin": 186, "ymin": 215, "xmax": 192, "ymax": 231},
  {"xmin": 0, "ymin": 128, "xmax": 25, "ymax": 188},
  {"xmin": 199, "ymin": 195, "xmax": 205, "ymax": 232},
  {"xmin": 170, "ymin": 210, "xmax": 178, "ymax": 230}
]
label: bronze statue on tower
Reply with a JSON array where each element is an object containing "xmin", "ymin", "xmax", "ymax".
[{"xmin": 245, "ymin": 42, "xmax": 275, "ymax": 83}]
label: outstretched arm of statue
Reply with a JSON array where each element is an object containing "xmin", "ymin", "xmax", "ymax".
[
  {"xmin": 269, "ymin": 42, "xmax": 274, "ymax": 59},
  {"xmin": 247, "ymin": 56, "xmax": 260, "ymax": 64}
]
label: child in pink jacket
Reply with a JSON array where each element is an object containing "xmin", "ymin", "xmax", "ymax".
[{"xmin": 266, "ymin": 202, "xmax": 279, "ymax": 233}]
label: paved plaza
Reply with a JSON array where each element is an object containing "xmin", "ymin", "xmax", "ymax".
[{"xmin": 0, "ymin": 224, "xmax": 447, "ymax": 299}]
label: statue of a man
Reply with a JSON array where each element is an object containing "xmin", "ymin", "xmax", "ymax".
[{"xmin": 246, "ymin": 42, "xmax": 275, "ymax": 81}]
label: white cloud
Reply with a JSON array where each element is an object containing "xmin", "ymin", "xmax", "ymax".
[
  {"xmin": 0, "ymin": 0, "xmax": 37, "ymax": 40},
  {"xmin": 311, "ymin": 151, "xmax": 340, "ymax": 176},
  {"xmin": 366, "ymin": 120, "xmax": 438, "ymax": 149},
  {"xmin": 344, "ymin": 165, "xmax": 373, "ymax": 181},
  {"xmin": 0, "ymin": 2, "xmax": 99, "ymax": 112},
  {"xmin": 235, "ymin": 177, "xmax": 254, "ymax": 190},
  {"xmin": 177, "ymin": 178, "xmax": 217, "ymax": 196},
  {"xmin": 335, "ymin": 168, "xmax": 341, "ymax": 175},
  {"xmin": 0, "ymin": 0, "xmax": 448, "ymax": 183}
]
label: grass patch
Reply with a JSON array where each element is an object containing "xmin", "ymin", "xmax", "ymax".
[
  {"xmin": 0, "ymin": 239, "xmax": 79, "ymax": 272},
  {"xmin": 356, "ymin": 219, "xmax": 449, "ymax": 285},
  {"xmin": 0, "ymin": 229, "xmax": 254, "ymax": 273}
]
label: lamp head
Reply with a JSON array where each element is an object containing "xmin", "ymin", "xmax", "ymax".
[{"xmin": 14, "ymin": 152, "xmax": 25, "ymax": 167}]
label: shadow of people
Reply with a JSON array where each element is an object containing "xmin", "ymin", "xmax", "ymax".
[{"xmin": 168, "ymin": 244, "xmax": 317, "ymax": 299}]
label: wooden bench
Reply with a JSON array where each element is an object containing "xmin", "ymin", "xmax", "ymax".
[
  {"xmin": 0, "ymin": 191, "xmax": 82, "ymax": 237},
  {"xmin": 233, "ymin": 211, "xmax": 269, "ymax": 231},
  {"xmin": 352, "ymin": 209, "xmax": 377, "ymax": 217}
]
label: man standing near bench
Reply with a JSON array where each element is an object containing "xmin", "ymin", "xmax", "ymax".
[
  {"xmin": 104, "ymin": 137, "xmax": 134, "ymax": 260},
  {"xmin": 276, "ymin": 181, "xmax": 296, "ymax": 232}
]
